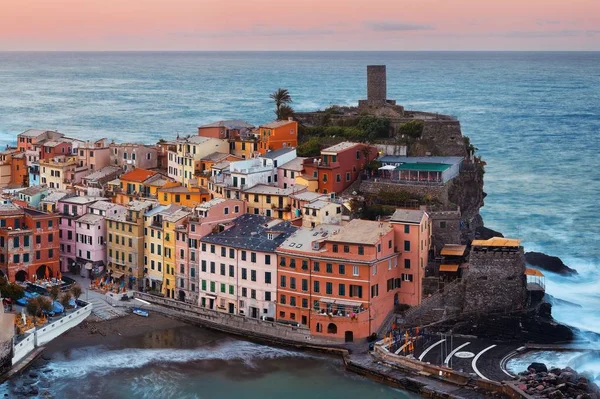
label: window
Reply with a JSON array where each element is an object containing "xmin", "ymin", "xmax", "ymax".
[
  {"xmin": 356, "ymin": 150, "xmax": 360, "ymax": 160},
  {"xmin": 326, "ymin": 282, "xmax": 333, "ymax": 295},
  {"xmin": 338, "ymin": 264, "xmax": 345, "ymax": 275},
  {"xmin": 251, "ymin": 270, "xmax": 256, "ymax": 282},
  {"xmin": 326, "ymin": 263, "xmax": 332, "ymax": 273},
  {"xmin": 349, "ymin": 285, "xmax": 363, "ymax": 298},
  {"xmin": 13, "ymin": 254, "xmax": 19, "ymax": 263},
  {"xmin": 313, "ymin": 280, "xmax": 320, "ymax": 293},
  {"xmin": 404, "ymin": 259, "xmax": 411, "ymax": 269},
  {"xmin": 280, "ymin": 275, "xmax": 286, "ymax": 288},
  {"xmin": 373, "ymin": 264, "xmax": 377, "ymax": 275},
  {"xmin": 265, "ymin": 254, "xmax": 271, "ymax": 265},
  {"xmin": 371, "ymin": 284, "xmax": 379, "ymax": 298},
  {"xmin": 404, "ymin": 241, "xmax": 411, "ymax": 251},
  {"xmin": 210, "ymin": 281, "xmax": 216, "ymax": 292},
  {"xmin": 313, "ymin": 261, "xmax": 320, "ymax": 272},
  {"xmin": 322, "ymin": 174, "xmax": 327, "ymax": 182},
  {"xmin": 336, "ymin": 174, "xmax": 341, "ymax": 182},
  {"xmin": 251, "ymin": 289, "xmax": 256, "ymax": 299},
  {"xmin": 404, "ymin": 225, "xmax": 410, "ymax": 234},
  {"xmin": 280, "ymin": 295, "xmax": 286, "ymax": 305},
  {"xmin": 289, "ymin": 258, "xmax": 296, "ymax": 268},
  {"xmin": 290, "ymin": 277, "xmax": 296, "ymax": 289},
  {"xmin": 265, "ymin": 291, "xmax": 271, "ymax": 301},
  {"xmin": 339, "ymin": 284, "xmax": 346, "ymax": 296},
  {"xmin": 220, "ymin": 263, "xmax": 225, "ymax": 276},
  {"xmin": 346, "ymin": 172, "xmax": 351, "ymax": 181},
  {"xmin": 210, "ymin": 262, "xmax": 215, "ymax": 273},
  {"xmin": 241, "ymin": 251, "xmax": 246, "ymax": 261},
  {"xmin": 279, "ymin": 257, "xmax": 286, "ymax": 267},
  {"xmin": 210, "ymin": 244, "xmax": 215, "ymax": 254},
  {"xmin": 221, "ymin": 247, "xmax": 226, "ymax": 257},
  {"xmin": 302, "ymin": 298, "xmax": 308, "ymax": 308},
  {"xmin": 220, "ymin": 283, "xmax": 226, "ymax": 293},
  {"xmin": 242, "ymin": 268, "xmax": 247, "ymax": 280},
  {"xmin": 440, "ymin": 221, "xmax": 447, "ymax": 229},
  {"xmin": 377, "ymin": 243, "xmax": 381, "ymax": 252},
  {"xmin": 402, "ymin": 273, "xmax": 414, "ymax": 282},
  {"xmin": 229, "ymin": 285, "xmax": 234, "ymax": 295},
  {"xmin": 290, "ymin": 297, "xmax": 296, "ymax": 307},
  {"xmin": 265, "ymin": 272, "xmax": 271, "ymax": 284},
  {"xmin": 343, "ymin": 245, "xmax": 350, "ymax": 253},
  {"xmin": 250, "ymin": 252, "xmax": 256, "ymax": 263},
  {"xmin": 358, "ymin": 246, "xmax": 364, "ymax": 255},
  {"xmin": 301, "ymin": 260, "xmax": 308, "ymax": 270},
  {"xmin": 201, "ymin": 243, "xmax": 206, "ymax": 252},
  {"xmin": 229, "ymin": 265, "xmax": 234, "ymax": 277},
  {"xmin": 332, "ymin": 244, "xmax": 338, "ymax": 253},
  {"xmin": 242, "ymin": 288, "xmax": 247, "ymax": 297},
  {"xmin": 23, "ymin": 253, "xmax": 29, "ymax": 263},
  {"xmin": 48, "ymin": 249, "xmax": 53, "ymax": 258},
  {"xmin": 202, "ymin": 280, "xmax": 207, "ymax": 291},
  {"xmin": 201, "ymin": 260, "xmax": 207, "ymax": 272}
]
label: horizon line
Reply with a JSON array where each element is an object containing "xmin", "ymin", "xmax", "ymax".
[{"xmin": 1, "ymin": 50, "xmax": 600, "ymax": 53}]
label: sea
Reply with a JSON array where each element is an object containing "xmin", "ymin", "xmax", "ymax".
[{"xmin": 0, "ymin": 52, "xmax": 599, "ymax": 397}]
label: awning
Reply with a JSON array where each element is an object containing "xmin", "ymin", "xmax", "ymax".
[
  {"xmin": 85, "ymin": 262, "xmax": 93, "ymax": 270},
  {"xmin": 440, "ymin": 245, "xmax": 467, "ymax": 257},
  {"xmin": 525, "ymin": 268, "xmax": 544, "ymax": 277},
  {"xmin": 378, "ymin": 165, "xmax": 396, "ymax": 170},
  {"xmin": 439, "ymin": 264, "xmax": 460, "ymax": 272},
  {"xmin": 472, "ymin": 237, "xmax": 521, "ymax": 248},
  {"xmin": 111, "ymin": 271, "xmax": 124, "ymax": 279},
  {"xmin": 319, "ymin": 297, "xmax": 362, "ymax": 307}
]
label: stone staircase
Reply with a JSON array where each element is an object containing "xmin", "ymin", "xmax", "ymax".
[
  {"xmin": 402, "ymin": 280, "xmax": 464, "ymax": 327},
  {"xmin": 87, "ymin": 296, "xmax": 129, "ymax": 320}
]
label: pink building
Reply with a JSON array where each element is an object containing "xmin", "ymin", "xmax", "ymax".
[
  {"xmin": 199, "ymin": 214, "xmax": 297, "ymax": 319},
  {"xmin": 40, "ymin": 139, "xmax": 73, "ymax": 161},
  {"xmin": 109, "ymin": 143, "xmax": 158, "ymax": 171},
  {"xmin": 277, "ymin": 156, "xmax": 305, "ymax": 189},
  {"xmin": 77, "ymin": 140, "xmax": 111, "ymax": 172},
  {"xmin": 389, "ymin": 209, "xmax": 432, "ymax": 306},
  {"xmin": 58, "ymin": 196, "xmax": 106, "ymax": 274},
  {"xmin": 174, "ymin": 198, "xmax": 246, "ymax": 304}
]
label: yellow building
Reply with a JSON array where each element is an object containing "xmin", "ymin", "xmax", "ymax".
[
  {"xmin": 229, "ymin": 137, "xmax": 259, "ymax": 159},
  {"xmin": 143, "ymin": 204, "xmax": 190, "ymax": 297},
  {"xmin": 39, "ymin": 156, "xmax": 82, "ymax": 191},
  {"xmin": 157, "ymin": 186, "xmax": 210, "ymax": 207},
  {"xmin": 106, "ymin": 200, "xmax": 157, "ymax": 290},
  {"xmin": 168, "ymin": 136, "xmax": 229, "ymax": 187},
  {"xmin": 162, "ymin": 208, "xmax": 191, "ymax": 299},
  {"xmin": 242, "ymin": 184, "xmax": 307, "ymax": 220}
]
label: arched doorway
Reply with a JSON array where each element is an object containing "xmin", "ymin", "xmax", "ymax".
[
  {"xmin": 15, "ymin": 270, "xmax": 28, "ymax": 282},
  {"xmin": 327, "ymin": 323, "xmax": 337, "ymax": 334},
  {"xmin": 345, "ymin": 331, "xmax": 354, "ymax": 342},
  {"xmin": 178, "ymin": 290, "xmax": 185, "ymax": 302},
  {"xmin": 36, "ymin": 264, "xmax": 53, "ymax": 279}
]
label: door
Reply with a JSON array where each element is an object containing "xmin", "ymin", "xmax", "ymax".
[
  {"xmin": 201, "ymin": 297, "xmax": 206, "ymax": 308},
  {"xmin": 228, "ymin": 303, "xmax": 235, "ymax": 314},
  {"xmin": 209, "ymin": 298, "xmax": 214, "ymax": 310},
  {"xmin": 345, "ymin": 331, "xmax": 354, "ymax": 343},
  {"xmin": 250, "ymin": 307, "xmax": 258, "ymax": 318}
]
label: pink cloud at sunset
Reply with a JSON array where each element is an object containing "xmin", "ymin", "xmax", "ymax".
[{"xmin": 0, "ymin": 0, "xmax": 599, "ymax": 50}]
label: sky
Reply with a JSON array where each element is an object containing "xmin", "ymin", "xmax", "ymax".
[{"xmin": 1, "ymin": 0, "xmax": 599, "ymax": 51}]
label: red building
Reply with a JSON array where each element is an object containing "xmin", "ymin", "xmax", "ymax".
[
  {"xmin": 39, "ymin": 139, "xmax": 73, "ymax": 161},
  {"xmin": 302, "ymin": 142, "xmax": 378, "ymax": 195},
  {"xmin": 0, "ymin": 202, "xmax": 60, "ymax": 283},
  {"xmin": 276, "ymin": 219, "xmax": 401, "ymax": 342}
]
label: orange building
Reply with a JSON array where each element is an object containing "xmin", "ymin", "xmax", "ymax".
[
  {"xmin": 389, "ymin": 209, "xmax": 432, "ymax": 306},
  {"xmin": 197, "ymin": 120, "xmax": 254, "ymax": 140},
  {"xmin": 0, "ymin": 203, "xmax": 60, "ymax": 283},
  {"xmin": 301, "ymin": 142, "xmax": 378, "ymax": 195},
  {"xmin": 158, "ymin": 186, "xmax": 210, "ymax": 207},
  {"xmin": 276, "ymin": 219, "xmax": 401, "ymax": 342},
  {"xmin": 10, "ymin": 152, "xmax": 28, "ymax": 187},
  {"xmin": 257, "ymin": 120, "xmax": 298, "ymax": 155},
  {"xmin": 113, "ymin": 168, "xmax": 159, "ymax": 204}
]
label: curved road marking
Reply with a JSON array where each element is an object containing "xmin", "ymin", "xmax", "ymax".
[
  {"xmin": 472, "ymin": 344, "xmax": 497, "ymax": 380},
  {"xmin": 444, "ymin": 342, "xmax": 471, "ymax": 366},
  {"xmin": 395, "ymin": 339, "xmax": 413, "ymax": 355},
  {"xmin": 418, "ymin": 339, "xmax": 446, "ymax": 361}
]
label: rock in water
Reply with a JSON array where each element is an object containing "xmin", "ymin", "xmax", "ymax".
[
  {"xmin": 475, "ymin": 226, "xmax": 504, "ymax": 240},
  {"xmin": 525, "ymin": 252, "xmax": 578, "ymax": 276},
  {"xmin": 528, "ymin": 362, "xmax": 549, "ymax": 373}
]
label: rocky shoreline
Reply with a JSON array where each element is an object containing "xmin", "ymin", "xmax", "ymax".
[{"xmin": 518, "ymin": 363, "xmax": 600, "ymax": 399}]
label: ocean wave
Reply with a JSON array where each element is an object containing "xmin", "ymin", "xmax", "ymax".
[{"xmin": 44, "ymin": 340, "xmax": 311, "ymax": 379}]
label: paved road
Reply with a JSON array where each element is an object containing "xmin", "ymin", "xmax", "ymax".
[
  {"xmin": 70, "ymin": 274, "xmax": 128, "ymax": 320},
  {"xmin": 404, "ymin": 334, "xmax": 519, "ymax": 382}
]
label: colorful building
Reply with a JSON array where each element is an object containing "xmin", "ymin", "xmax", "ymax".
[
  {"xmin": 109, "ymin": 143, "xmax": 158, "ymax": 172},
  {"xmin": 199, "ymin": 214, "xmax": 296, "ymax": 318},
  {"xmin": 40, "ymin": 156, "xmax": 87, "ymax": 190},
  {"xmin": 388, "ymin": 209, "xmax": 432, "ymax": 306},
  {"xmin": 301, "ymin": 142, "xmax": 378, "ymax": 195},
  {"xmin": 39, "ymin": 139, "xmax": 73, "ymax": 161},
  {"xmin": 57, "ymin": 195, "xmax": 105, "ymax": 274},
  {"xmin": 277, "ymin": 156, "xmax": 305, "ymax": 189},
  {"xmin": 157, "ymin": 186, "xmax": 210, "ymax": 208},
  {"xmin": 174, "ymin": 198, "xmax": 247, "ymax": 304},
  {"xmin": 17, "ymin": 129, "xmax": 64, "ymax": 153},
  {"xmin": 276, "ymin": 219, "xmax": 401, "ymax": 342},
  {"xmin": 257, "ymin": 120, "xmax": 298, "ymax": 155},
  {"xmin": 197, "ymin": 120, "xmax": 254, "ymax": 140},
  {"xmin": 242, "ymin": 184, "xmax": 307, "ymax": 220},
  {"xmin": 17, "ymin": 186, "xmax": 50, "ymax": 209},
  {"xmin": 113, "ymin": 168, "xmax": 160, "ymax": 204},
  {"xmin": 106, "ymin": 200, "xmax": 156, "ymax": 290},
  {"xmin": 167, "ymin": 136, "xmax": 229, "ymax": 187},
  {"xmin": 0, "ymin": 202, "xmax": 60, "ymax": 283},
  {"xmin": 162, "ymin": 207, "xmax": 192, "ymax": 299}
]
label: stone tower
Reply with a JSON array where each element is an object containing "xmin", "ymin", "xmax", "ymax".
[
  {"xmin": 367, "ymin": 65, "xmax": 387, "ymax": 104},
  {"xmin": 358, "ymin": 65, "xmax": 398, "ymax": 110}
]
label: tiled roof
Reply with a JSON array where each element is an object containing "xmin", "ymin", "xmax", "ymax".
[
  {"xmin": 19, "ymin": 185, "xmax": 49, "ymax": 197},
  {"xmin": 198, "ymin": 120, "xmax": 254, "ymax": 129},
  {"xmin": 120, "ymin": 168, "xmax": 157, "ymax": 183},
  {"xmin": 279, "ymin": 157, "xmax": 306, "ymax": 171},
  {"xmin": 201, "ymin": 152, "xmax": 230, "ymax": 162},
  {"xmin": 260, "ymin": 120, "xmax": 296, "ymax": 129},
  {"xmin": 277, "ymin": 224, "xmax": 340, "ymax": 254},
  {"xmin": 243, "ymin": 184, "xmax": 307, "ymax": 196},
  {"xmin": 389, "ymin": 209, "xmax": 427, "ymax": 224},
  {"xmin": 201, "ymin": 214, "xmax": 297, "ymax": 252},
  {"xmin": 82, "ymin": 166, "xmax": 122, "ymax": 181},
  {"xmin": 76, "ymin": 213, "xmax": 104, "ymax": 224}
]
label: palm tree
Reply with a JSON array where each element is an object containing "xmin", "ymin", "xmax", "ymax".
[
  {"xmin": 270, "ymin": 88, "xmax": 292, "ymax": 120},
  {"xmin": 278, "ymin": 104, "xmax": 295, "ymax": 121}
]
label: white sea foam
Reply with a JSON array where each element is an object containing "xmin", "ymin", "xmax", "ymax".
[{"xmin": 44, "ymin": 340, "xmax": 310, "ymax": 379}]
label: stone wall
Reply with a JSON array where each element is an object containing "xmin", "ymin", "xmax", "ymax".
[
  {"xmin": 463, "ymin": 249, "xmax": 527, "ymax": 314},
  {"xmin": 403, "ymin": 279, "xmax": 465, "ymax": 326},
  {"xmin": 367, "ymin": 65, "xmax": 387, "ymax": 103},
  {"xmin": 360, "ymin": 180, "xmax": 450, "ymax": 205},
  {"xmin": 0, "ymin": 312, "xmax": 14, "ymax": 375},
  {"xmin": 134, "ymin": 292, "xmax": 344, "ymax": 347},
  {"xmin": 428, "ymin": 209, "xmax": 462, "ymax": 252}
]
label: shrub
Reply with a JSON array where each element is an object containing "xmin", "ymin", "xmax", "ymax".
[
  {"xmin": 49, "ymin": 285, "xmax": 60, "ymax": 301},
  {"xmin": 71, "ymin": 284, "xmax": 83, "ymax": 300},
  {"xmin": 26, "ymin": 296, "xmax": 52, "ymax": 318},
  {"xmin": 0, "ymin": 278, "xmax": 25, "ymax": 301},
  {"xmin": 398, "ymin": 120, "xmax": 424, "ymax": 139},
  {"xmin": 357, "ymin": 116, "xmax": 390, "ymax": 140},
  {"xmin": 60, "ymin": 292, "xmax": 73, "ymax": 309}
]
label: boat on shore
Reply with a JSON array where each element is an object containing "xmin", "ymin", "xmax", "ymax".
[{"xmin": 133, "ymin": 308, "xmax": 149, "ymax": 317}]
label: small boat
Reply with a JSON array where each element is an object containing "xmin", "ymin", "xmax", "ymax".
[{"xmin": 132, "ymin": 308, "xmax": 149, "ymax": 317}]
